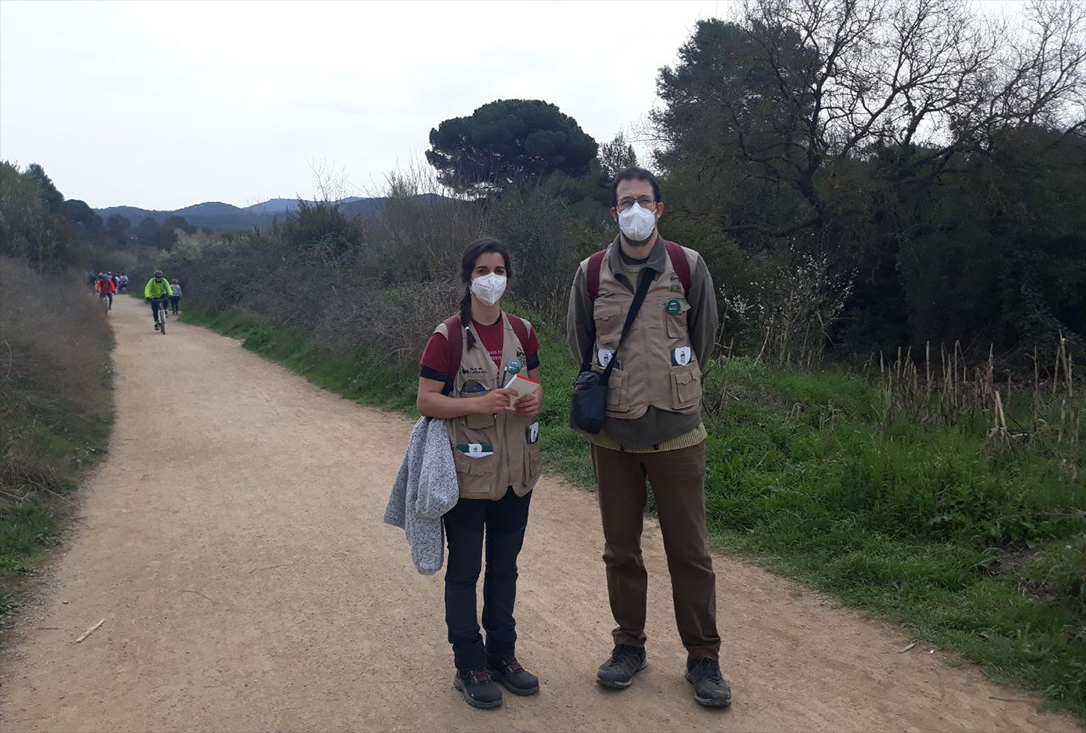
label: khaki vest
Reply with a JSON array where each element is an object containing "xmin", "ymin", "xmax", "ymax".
[
  {"xmin": 591, "ymin": 246, "xmax": 703, "ymax": 420},
  {"xmin": 435, "ymin": 315, "xmax": 541, "ymax": 501}
]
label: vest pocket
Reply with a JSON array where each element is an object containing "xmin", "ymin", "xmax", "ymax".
[
  {"xmin": 605, "ymin": 368, "xmax": 632, "ymax": 413},
  {"xmin": 453, "ymin": 450, "xmax": 497, "ymax": 498},
  {"xmin": 523, "ymin": 442, "xmax": 542, "ymax": 488},
  {"xmin": 460, "ymin": 385, "xmax": 495, "ymax": 430},
  {"xmin": 593, "ymin": 302, "xmax": 625, "ymax": 352},
  {"xmin": 670, "ymin": 363, "xmax": 702, "ymax": 410},
  {"xmin": 453, "ymin": 450, "xmax": 497, "ymax": 475},
  {"xmin": 665, "ymin": 298, "xmax": 691, "ymax": 339}
]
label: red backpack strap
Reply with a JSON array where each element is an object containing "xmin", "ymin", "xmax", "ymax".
[
  {"xmin": 506, "ymin": 314, "xmax": 531, "ymax": 352},
  {"xmin": 664, "ymin": 240, "xmax": 691, "ymax": 292},
  {"xmin": 586, "ymin": 249, "xmax": 607, "ymax": 301},
  {"xmin": 442, "ymin": 314, "xmax": 462, "ymax": 396}
]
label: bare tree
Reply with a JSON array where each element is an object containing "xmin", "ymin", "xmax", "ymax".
[{"xmin": 667, "ymin": 0, "xmax": 1086, "ymax": 236}]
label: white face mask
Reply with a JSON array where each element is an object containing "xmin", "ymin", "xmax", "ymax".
[
  {"xmin": 470, "ymin": 272, "xmax": 507, "ymax": 306},
  {"xmin": 617, "ymin": 203, "xmax": 657, "ymax": 242}
]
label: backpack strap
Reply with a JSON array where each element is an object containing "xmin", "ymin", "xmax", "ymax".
[
  {"xmin": 506, "ymin": 314, "xmax": 531, "ymax": 354},
  {"xmin": 442, "ymin": 314, "xmax": 462, "ymax": 396},
  {"xmin": 664, "ymin": 240, "xmax": 691, "ymax": 292},
  {"xmin": 586, "ymin": 249, "xmax": 607, "ymax": 301},
  {"xmin": 587, "ymin": 241, "xmax": 691, "ymax": 301}
]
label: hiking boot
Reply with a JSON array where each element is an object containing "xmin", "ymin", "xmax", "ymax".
[
  {"xmin": 685, "ymin": 657, "xmax": 732, "ymax": 708},
  {"xmin": 154, "ymin": 322, "xmax": 160, "ymax": 331},
  {"xmin": 596, "ymin": 644, "xmax": 647, "ymax": 689},
  {"xmin": 488, "ymin": 657, "xmax": 539, "ymax": 696},
  {"xmin": 452, "ymin": 669, "xmax": 503, "ymax": 709}
]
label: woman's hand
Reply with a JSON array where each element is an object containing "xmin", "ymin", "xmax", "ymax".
[
  {"xmin": 514, "ymin": 392, "xmax": 541, "ymax": 418},
  {"xmin": 474, "ymin": 388, "xmax": 517, "ymax": 415}
]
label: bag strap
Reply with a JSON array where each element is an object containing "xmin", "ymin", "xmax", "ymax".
[
  {"xmin": 598, "ymin": 270, "xmax": 655, "ymax": 386},
  {"xmin": 588, "ymin": 241, "xmax": 690, "ymax": 301},
  {"xmin": 442, "ymin": 314, "xmax": 462, "ymax": 396},
  {"xmin": 506, "ymin": 313, "xmax": 531, "ymax": 353}
]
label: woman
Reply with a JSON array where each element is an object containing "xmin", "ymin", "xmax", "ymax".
[
  {"xmin": 169, "ymin": 278, "xmax": 183, "ymax": 314},
  {"xmin": 416, "ymin": 237, "xmax": 544, "ymax": 709}
]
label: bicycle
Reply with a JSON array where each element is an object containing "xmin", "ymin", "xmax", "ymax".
[
  {"xmin": 99, "ymin": 292, "xmax": 110, "ymax": 315},
  {"xmin": 152, "ymin": 296, "xmax": 168, "ymax": 335}
]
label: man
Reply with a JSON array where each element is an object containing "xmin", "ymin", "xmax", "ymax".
[
  {"xmin": 144, "ymin": 270, "xmax": 173, "ymax": 331},
  {"xmin": 566, "ymin": 167, "xmax": 730, "ymax": 708},
  {"xmin": 95, "ymin": 272, "xmax": 116, "ymax": 309}
]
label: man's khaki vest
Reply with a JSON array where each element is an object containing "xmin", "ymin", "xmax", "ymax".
[
  {"xmin": 591, "ymin": 246, "xmax": 703, "ymax": 420},
  {"xmin": 434, "ymin": 315, "xmax": 541, "ymax": 501}
]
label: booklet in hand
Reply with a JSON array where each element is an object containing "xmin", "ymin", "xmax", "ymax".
[{"xmin": 503, "ymin": 374, "xmax": 541, "ymax": 409}]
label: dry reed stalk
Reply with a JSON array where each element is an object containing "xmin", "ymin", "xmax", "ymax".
[
  {"xmin": 1033, "ymin": 346, "xmax": 1041, "ymax": 426},
  {"xmin": 925, "ymin": 341, "xmax": 933, "ymax": 403}
]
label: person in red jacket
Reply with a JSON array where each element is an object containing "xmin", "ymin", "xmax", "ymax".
[{"xmin": 95, "ymin": 273, "xmax": 117, "ymax": 309}]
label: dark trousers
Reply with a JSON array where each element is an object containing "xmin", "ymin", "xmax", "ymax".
[
  {"xmin": 591, "ymin": 441, "xmax": 720, "ymax": 659},
  {"xmin": 151, "ymin": 298, "xmax": 164, "ymax": 323},
  {"xmin": 100, "ymin": 292, "xmax": 113, "ymax": 308},
  {"xmin": 170, "ymin": 295, "xmax": 181, "ymax": 314},
  {"xmin": 443, "ymin": 488, "xmax": 532, "ymax": 673}
]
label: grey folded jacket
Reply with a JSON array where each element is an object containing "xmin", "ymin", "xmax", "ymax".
[{"xmin": 384, "ymin": 416, "xmax": 459, "ymax": 575}]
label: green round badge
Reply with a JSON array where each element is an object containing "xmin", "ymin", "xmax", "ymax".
[
  {"xmin": 506, "ymin": 357, "xmax": 522, "ymax": 375},
  {"xmin": 666, "ymin": 298, "xmax": 682, "ymax": 315}
]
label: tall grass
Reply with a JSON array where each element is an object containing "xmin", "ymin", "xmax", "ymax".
[{"xmin": 0, "ymin": 258, "xmax": 114, "ymax": 628}]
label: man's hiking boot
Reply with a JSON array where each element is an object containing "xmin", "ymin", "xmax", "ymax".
[
  {"xmin": 685, "ymin": 657, "xmax": 732, "ymax": 708},
  {"xmin": 596, "ymin": 644, "xmax": 647, "ymax": 689},
  {"xmin": 452, "ymin": 669, "xmax": 503, "ymax": 709},
  {"xmin": 488, "ymin": 657, "xmax": 540, "ymax": 696}
]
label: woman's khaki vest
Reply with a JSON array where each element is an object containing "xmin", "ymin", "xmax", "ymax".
[
  {"xmin": 433, "ymin": 315, "xmax": 541, "ymax": 501},
  {"xmin": 591, "ymin": 248, "xmax": 702, "ymax": 419}
]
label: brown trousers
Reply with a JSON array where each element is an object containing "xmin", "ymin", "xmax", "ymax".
[{"xmin": 591, "ymin": 441, "xmax": 720, "ymax": 659}]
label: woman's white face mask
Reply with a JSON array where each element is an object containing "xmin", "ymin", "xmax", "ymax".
[{"xmin": 470, "ymin": 272, "xmax": 507, "ymax": 306}]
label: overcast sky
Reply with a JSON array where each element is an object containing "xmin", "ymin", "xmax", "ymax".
[{"xmin": 0, "ymin": 0, "xmax": 1024, "ymax": 211}]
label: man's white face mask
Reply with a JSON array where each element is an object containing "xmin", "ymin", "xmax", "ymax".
[
  {"xmin": 470, "ymin": 272, "xmax": 507, "ymax": 306},
  {"xmin": 618, "ymin": 202, "xmax": 657, "ymax": 242}
]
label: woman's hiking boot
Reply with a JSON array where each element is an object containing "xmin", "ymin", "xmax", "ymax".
[
  {"xmin": 488, "ymin": 657, "xmax": 539, "ymax": 696},
  {"xmin": 596, "ymin": 644, "xmax": 647, "ymax": 689},
  {"xmin": 685, "ymin": 657, "xmax": 732, "ymax": 708},
  {"xmin": 452, "ymin": 669, "xmax": 503, "ymax": 709}
]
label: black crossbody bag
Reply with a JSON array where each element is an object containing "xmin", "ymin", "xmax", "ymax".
[{"xmin": 570, "ymin": 271, "xmax": 654, "ymax": 434}]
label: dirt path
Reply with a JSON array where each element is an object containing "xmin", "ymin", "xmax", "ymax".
[{"xmin": 0, "ymin": 296, "xmax": 1079, "ymax": 733}]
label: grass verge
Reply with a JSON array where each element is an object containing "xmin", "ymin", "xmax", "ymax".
[
  {"xmin": 0, "ymin": 259, "xmax": 114, "ymax": 634},
  {"xmin": 181, "ymin": 304, "xmax": 1085, "ymax": 721}
]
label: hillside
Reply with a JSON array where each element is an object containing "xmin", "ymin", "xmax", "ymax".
[{"xmin": 94, "ymin": 194, "xmax": 449, "ymax": 232}]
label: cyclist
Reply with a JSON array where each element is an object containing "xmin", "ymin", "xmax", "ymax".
[
  {"xmin": 95, "ymin": 272, "xmax": 117, "ymax": 309},
  {"xmin": 119, "ymin": 272, "xmax": 129, "ymax": 293},
  {"xmin": 144, "ymin": 270, "xmax": 173, "ymax": 331}
]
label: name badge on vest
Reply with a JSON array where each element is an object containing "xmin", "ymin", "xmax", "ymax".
[
  {"xmin": 671, "ymin": 346, "xmax": 692, "ymax": 366},
  {"xmin": 456, "ymin": 443, "xmax": 494, "ymax": 458},
  {"xmin": 526, "ymin": 422, "xmax": 540, "ymax": 445},
  {"xmin": 598, "ymin": 348, "xmax": 621, "ymax": 369}
]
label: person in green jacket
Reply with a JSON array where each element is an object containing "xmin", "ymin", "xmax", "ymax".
[{"xmin": 145, "ymin": 270, "xmax": 173, "ymax": 331}]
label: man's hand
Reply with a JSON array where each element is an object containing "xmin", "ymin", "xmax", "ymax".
[
  {"xmin": 473, "ymin": 388, "xmax": 517, "ymax": 415},
  {"xmin": 514, "ymin": 392, "xmax": 541, "ymax": 418}
]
